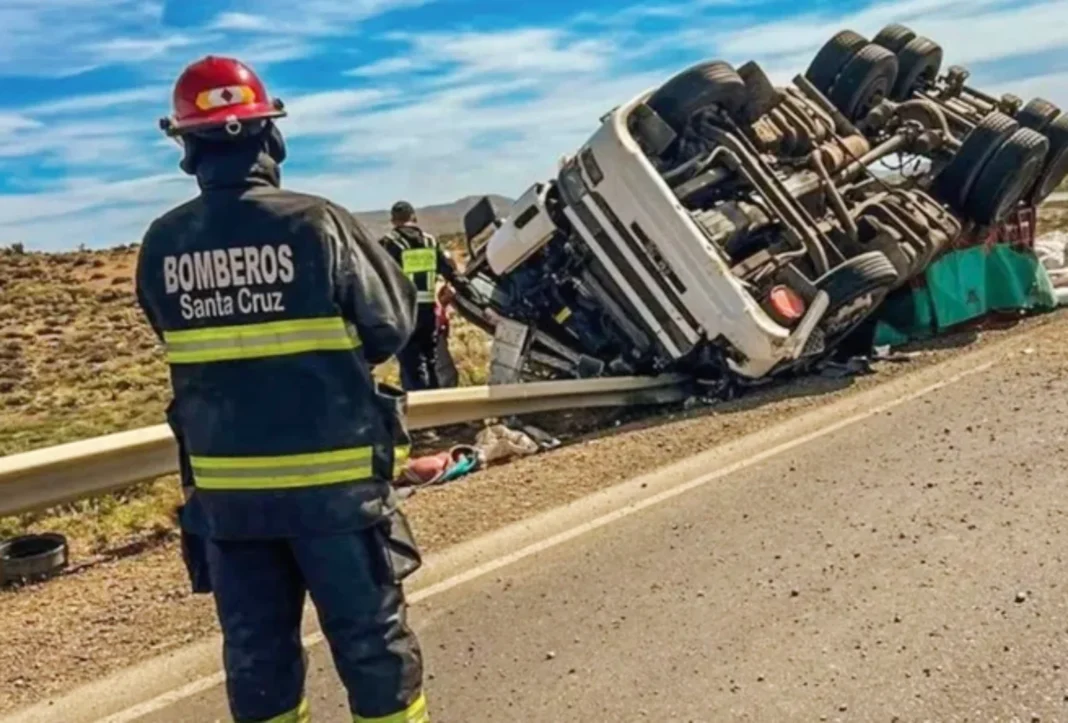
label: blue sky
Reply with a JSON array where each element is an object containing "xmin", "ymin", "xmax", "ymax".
[{"xmin": 2, "ymin": 0, "xmax": 1068, "ymax": 250}]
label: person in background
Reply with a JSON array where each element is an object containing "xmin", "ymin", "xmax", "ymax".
[
  {"xmin": 379, "ymin": 201, "xmax": 463, "ymax": 391},
  {"xmin": 135, "ymin": 55, "xmax": 431, "ymax": 723}
]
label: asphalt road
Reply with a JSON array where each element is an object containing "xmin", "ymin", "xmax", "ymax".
[{"xmin": 132, "ymin": 350, "xmax": 1068, "ymax": 722}]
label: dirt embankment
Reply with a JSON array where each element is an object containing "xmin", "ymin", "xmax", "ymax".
[{"xmin": 0, "ymin": 240, "xmax": 491, "ymax": 548}]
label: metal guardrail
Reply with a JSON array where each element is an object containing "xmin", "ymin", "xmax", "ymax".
[{"xmin": 0, "ymin": 376, "xmax": 688, "ymax": 518}]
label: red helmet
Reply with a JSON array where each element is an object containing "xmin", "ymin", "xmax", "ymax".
[{"xmin": 160, "ymin": 56, "xmax": 285, "ymax": 137}]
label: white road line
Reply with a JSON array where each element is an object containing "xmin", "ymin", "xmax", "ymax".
[{"xmin": 94, "ymin": 357, "xmax": 997, "ymax": 723}]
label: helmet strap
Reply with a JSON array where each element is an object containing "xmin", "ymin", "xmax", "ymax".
[
  {"xmin": 265, "ymin": 122, "xmax": 287, "ymax": 165},
  {"xmin": 178, "ymin": 136, "xmax": 198, "ymax": 175}
]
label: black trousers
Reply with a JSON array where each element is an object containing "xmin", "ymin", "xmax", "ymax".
[
  {"xmin": 204, "ymin": 530, "xmax": 427, "ymax": 722},
  {"xmin": 397, "ymin": 305, "xmax": 440, "ymax": 392}
]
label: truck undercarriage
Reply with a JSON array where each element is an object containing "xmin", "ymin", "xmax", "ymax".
[{"xmin": 450, "ymin": 24, "xmax": 1068, "ymax": 385}]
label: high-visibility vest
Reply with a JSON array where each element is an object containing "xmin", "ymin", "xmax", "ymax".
[{"xmin": 386, "ymin": 227, "xmax": 439, "ymax": 304}]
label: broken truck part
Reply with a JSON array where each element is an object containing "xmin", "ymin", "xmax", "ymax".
[{"xmin": 452, "ymin": 25, "xmax": 1068, "ymax": 385}]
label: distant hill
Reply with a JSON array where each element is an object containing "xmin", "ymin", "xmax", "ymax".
[{"xmin": 354, "ymin": 194, "xmax": 514, "ymax": 239}]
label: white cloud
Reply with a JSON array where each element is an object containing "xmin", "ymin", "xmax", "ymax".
[
  {"xmin": 883, "ymin": 0, "xmax": 1068, "ymax": 67},
  {"xmin": 0, "ymin": 0, "xmax": 434, "ymax": 78},
  {"xmin": 0, "ymin": 122, "xmax": 154, "ymax": 170},
  {"xmin": 0, "ymin": 114, "xmax": 42, "ymax": 136},
  {"xmin": 374, "ymin": 28, "xmax": 613, "ymax": 81},
  {"xmin": 207, "ymin": 0, "xmax": 433, "ymax": 37},
  {"xmin": 345, "ymin": 56, "xmax": 424, "ymax": 78},
  {"xmin": 990, "ymin": 70, "xmax": 1068, "ymax": 105},
  {"xmin": 708, "ymin": 0, "xmax": 1068, "ymax": 71},
  {"xmin": 5, "ymin": 0, "xmax": 1068, "ymax": 250},
  {"xmin": 284, "ymin": 89, "xmax": 394, "ymax": 137},
  {"xmin": 0, "ymin": 173, "xmax": 186, "ymax": 234},
  {"xmin": 223, "ymin": 37, "xmax": 314, "ymax": 67},
  {"xmin": 210, "ymin": 12, "xmax": 273, "ymax": 32},
  {"xmin": 24, "ymin": 86, "xmax": 169, "ymax": 116},
  {"xmin": 0, "ymin": 0, "xmax": 145, "ymax": 76},
  {"xmin": 86, "ymin": 35, "xmax": 202, "ymax": 63},
  {"xmin": 700, "ymin": 0, "xmax": 1068, "ymax": 100}
]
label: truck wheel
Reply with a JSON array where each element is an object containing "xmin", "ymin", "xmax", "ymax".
[
  {"xmin": 1016, "ymin": 97, "xmax": 1061, "ymax": 133},
  {"xmin": 1029, "ymin": 114, "xmax": 1068, "ymax": 204},
  {"xmin": 933, "ymin": 111, "xmax": 1019, "ymax": 209},
  {"xmin": 965, "ymin": 128, "xmax": 1049, "ymax": 226},
  {"xmin": 647, "ymin": 60, "xmax": 747, "ymax": 132},
  {"xmin": 828, "ymin": 44, "xmax": 899, "ymax": 122},
  {"xmin": 891, "ymin": 37, "xmax": 942, "ymax": 101},
  {"xmin": 805, "ymin": 30, "xmax": 868, "ymax": 96},
  {"xmin": 816, "ymin": 251, "xmax": 900, "ymax": 340},
  {"xmin": 872, "ymin": 23, "xmax": 916, "ymax": 54}
]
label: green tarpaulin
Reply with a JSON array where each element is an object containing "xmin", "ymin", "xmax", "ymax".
[{"xmin": 873, "ymin": 244, "xmax": 1058, "ymax": 347}]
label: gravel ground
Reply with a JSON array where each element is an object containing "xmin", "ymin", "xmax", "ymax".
[{"xmin": 0, "ymin": 311, "xmax": 1065, "ymax": 714}]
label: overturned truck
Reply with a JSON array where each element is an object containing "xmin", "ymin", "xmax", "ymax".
[{"xmin": 451, "ymin": 24, "xmax": 1068, "ymax": 385}]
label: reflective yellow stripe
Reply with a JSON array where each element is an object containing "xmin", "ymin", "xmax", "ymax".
[
  {"xmin": 191, "ymin": 445, "xmax": 410, "ymax": 490},
  {"xmin": 164, "ymin": 317, "xmax": 360, "ymax": 364},
  {"xmin": 415, "ymin": 290, "xmax": 436, "ymax": 304},
  {"xmin": 354, "ymin": 692, "xmax": 429, "ymax": 723},
  {"xmin": 264, "ymin": 698, "xmax": 310, "ymax": 723},
  {"xmin": 554, "ymin": 307, "xmax": 572, "ymax": 323},
  {"xmin": 392, "ymin": 445, "xmax": 411, "ymax": 479},
  {"xmin": 402, "ymin": 248, "xmax": 437, "ymax": 274},
  {"xmin": 191, "ymin": 447, "xmax": 374, "ymax": 490}
]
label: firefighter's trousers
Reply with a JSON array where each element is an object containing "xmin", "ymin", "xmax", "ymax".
[
  {"xmin": 204, "ymin": 532, "xmax": 428, "ymax": 722},
  {"xmin": 397, "ymin": 305, "xmax": 440, "ymax": 392}
]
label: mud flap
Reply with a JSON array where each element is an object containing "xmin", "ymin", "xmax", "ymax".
[{"xmin": 488, "ymin": 318, "xmax": 531, "ymax": 384}]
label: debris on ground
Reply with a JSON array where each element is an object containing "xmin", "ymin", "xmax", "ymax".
[
  {"xmin": 474, "ymin": 423, "xmax": 541, "ymax": 465},
  {"xmin": 399, "ymin": 445, "xmax": 483, "ymax": 489},
  {"xmin": 817, "ymin": 356, "xmax": 877, "ymax": 379},
  {"xmin": 1035, "ymin": 230, "xmax": 1068, "ymax": 306},
  {"xmin": 398, "ymin": 421, "xmax": 553, "ymax": 492}
]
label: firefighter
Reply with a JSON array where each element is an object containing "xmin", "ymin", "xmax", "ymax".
[
  {"xmin": 380, "ymin": 201, "xmax": 462, "ymax": 391},
  {"xmin": 135, "ymin": 55, "xmax": 430, "ymax": 723}
]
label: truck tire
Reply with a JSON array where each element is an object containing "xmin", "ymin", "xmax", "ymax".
[
  {"xmin": 647, "ymin": 61, "xmax": 747, "ymax": 132},
  {"xmin": 1016, "ymin": 97, "xmax": 1061, "ymax": 133},
  {"xmin": 805, "ymin": 30, "xmax": 868, "ymax": 95},
  {"xmin": 933, "ymin": 111, "xmax": 1019, "ymax": 209},
  {"xmin": 1029, "ymin": 114, "xmax": 1068, "ymax": 204},
  {"xmin": 828, "ymin": 44, "xmax": 899, "ymax": 122},
  {"xmin": 891, "ymin": 36, "xmax": 942, "ymax": 101},
  {"xmin": 816, "ymin": 251, "xmax": 900, "ymax": 340},
  {"xmin": 965, "ymin": 128, "xmax": 1049, "ymax": 226},
  {"xmin": 872, "ymin": 23, "xmax": 916, "ymax": 54}
]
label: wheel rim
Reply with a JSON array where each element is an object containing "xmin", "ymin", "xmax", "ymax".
[
  {"xmin": 916, "ymin": 65, "xmax": 937, "ymax": 89},
  {"xmin": 855, "ymin": 77, "xmax": 891, "ymax": 118}
]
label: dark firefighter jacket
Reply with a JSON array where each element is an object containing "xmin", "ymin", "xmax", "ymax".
[
  {"xmin": 381, "ymin": 225, "xmax": 460, "ymax": 305},
  {"xmin": 135, "ymin": 144, "xmax": 418, "ymax": 540}
]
